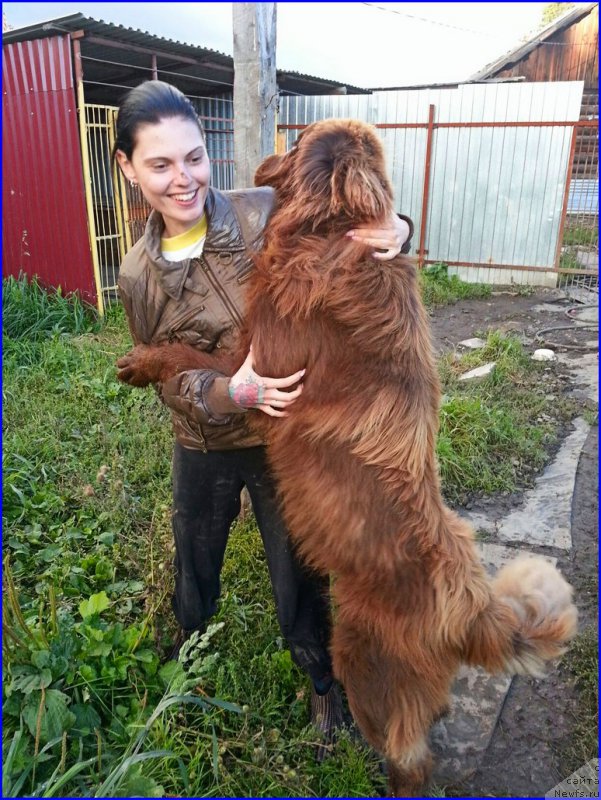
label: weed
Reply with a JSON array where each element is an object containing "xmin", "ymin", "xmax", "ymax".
[
  {"xmin": 559, "ymin": 251, "xmax": 584, "ymax": 271},
  {"xmin": 583, "ymin": 408, "xmax": 599, "ymax": 427},
  {"xmin": 435, "ymin": 332, "xmax": 573, "ymax": 500},
  {"xmin": 560, "ymin": 626, "xmax": 599, "ymax": 774},
  {"xmin": 562, "ymin": 224, "xmax": 599, "ymax": 248},
  {"xmin": 419, "ymin": 263, "xmax": 491, "ymax": 307},
  {"xmin": 2, "ymin": 273, "xmax": 100, "ymax": 340}
]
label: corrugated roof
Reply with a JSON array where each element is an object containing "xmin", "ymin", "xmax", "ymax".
[
  {"xmin": 368, "ymin": 77, "xmax": 525, "ymax": 92},
  {"xmin": 2, "ymin": 13, "xmax": 369, "ymax": 96},
  {"xmin": 469, "ymin": 2, "xmax": 598, "ymax": 80}
]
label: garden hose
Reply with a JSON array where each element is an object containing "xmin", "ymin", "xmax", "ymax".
[{"xmin": 535, "ymin": 304, "xmax": 598, "ymax": 352}]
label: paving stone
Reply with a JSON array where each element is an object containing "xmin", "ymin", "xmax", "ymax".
[
  {"xmin": 460, "ymin": 511, "xmax": 497, "ymax": 535},
  {"xmin": 531, "ymin": 303, "xmax": 571, "ymax": 314},
  {"xmin": 431, "ymin": 543, "xmax": 558, "ymax": 785},
  {"xmin": 556, "ymin": 351, "xmax": 599, "ymax": 404},
  {"xmin": 566, "ymin": 286, "xmax": 599, "ymax": 306},
  {"xmin": 497, "ymin": 417, "xmax": 590, "ymax": 550},
  {"xmin": 458, "ymin": 362, "xmax": 496, "ymax": 381},
  {"xmin": 459, "ymin": 337, "xmax": 486, "ymax": 349}
]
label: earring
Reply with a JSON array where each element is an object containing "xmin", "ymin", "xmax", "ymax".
[{"xmin": 129, "ymin": 179, "xmax": 137, "ymax": 188}]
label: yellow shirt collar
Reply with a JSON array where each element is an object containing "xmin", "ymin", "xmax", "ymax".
[{"xmin": 161, "ymin": 216, "xmax": 208, "ymax": 252}]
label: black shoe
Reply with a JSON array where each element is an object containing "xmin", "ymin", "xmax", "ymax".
[{"xmin": 310, "ymin": 682, "xmax": 345, "ymax": 763}]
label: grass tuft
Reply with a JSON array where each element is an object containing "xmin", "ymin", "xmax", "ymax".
[
  {"xmin": 2, "ymin": 273, "xmax": 100, "ymax": 341},
  {"xmin": 419, "ymin": 262, "xmax": 491, "ymax": 307}
]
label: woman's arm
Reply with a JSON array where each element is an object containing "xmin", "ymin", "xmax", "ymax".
[{"xmin": 116, "ymin": 341, "xmax": 304, "ymax": 421}]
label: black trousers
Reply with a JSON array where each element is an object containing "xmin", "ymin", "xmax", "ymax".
[{"xmin": 171, "ymin": 443, "xmax": 333, "ymax": 683}]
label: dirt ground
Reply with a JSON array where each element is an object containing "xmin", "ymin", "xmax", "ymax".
[{"xmin": 427, "ymin": 289, "xmax": 599, "ymax": 798}]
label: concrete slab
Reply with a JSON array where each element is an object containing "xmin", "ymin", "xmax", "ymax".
[
  {"xmin": 459, "ymin": 337, "xmax": 486, "ymax": 349},
  {"xmin": 431, "ymin": 664, "xmax": 512, "ymax": 785},
  {"xmin": 497, "ymin": 417, "xmax": 591, "ymax": 550},
  {"xmin": 569, "ymin": 306, "xmax": 599, "ymax": 324},
  {"xmin": 430, "ymin": 543, "xmax": 558, "ymax": 785},
  {"xmin": 459, "ymin": 362, "xmax": 496, "ymax": 381},
  {"xmin": 556, "ymin": 351, "xmax": 599, "ymax": 404},
  {"xmin": 575, "ymin": 250, "xmax": 599, "ymax": 270},
  {"xmin": 531, "ymin": 303, "xmax": 572, "ymax": 314},
  {"xmin": 477, "ymin": 541, "xmax": 558, "ymax": 573},
  {"xmin": 565, "ymin": 286, "xmax": 599, "ymax": 306},
  {"xmin": 460, "ymin": 511, "xmax": 497, "ymax": 536}
]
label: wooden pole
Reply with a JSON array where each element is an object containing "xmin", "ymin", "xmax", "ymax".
[{"xmin": 232, "ymin": 3, "xmax": 277, "ymax": 189}]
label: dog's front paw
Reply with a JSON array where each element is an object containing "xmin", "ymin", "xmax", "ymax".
[{"xmin": 116, "ymin": 345, "xmax": 160, "ymax": 387}]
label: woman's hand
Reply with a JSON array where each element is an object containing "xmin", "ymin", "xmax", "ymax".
[
  {"xmin": 228, "ymin": 347, "xmax": 305, "ymax": 417},
  {"xmin": 346, "ymin": 211, "xmax": 410, "ymax": 261}
]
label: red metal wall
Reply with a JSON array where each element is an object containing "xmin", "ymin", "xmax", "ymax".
[{"xmin": 2, "ymin": 35, "xmax": 96, "ymax": 303}]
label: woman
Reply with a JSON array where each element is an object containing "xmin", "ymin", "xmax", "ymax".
[{"xmin": 113, "ymin": 80, "xmax": 413, "ymax": 758}]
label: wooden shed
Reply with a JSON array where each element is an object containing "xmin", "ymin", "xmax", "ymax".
[{"xmin": 471, "ymin": 3, "xmax": 598, "ymax": 204}]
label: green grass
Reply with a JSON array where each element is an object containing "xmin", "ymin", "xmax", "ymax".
[
  {"xmin": 562, "ymin": 224, "xmax": 599, "ymax": 248},
  {"xmin": 2, "ymin": 277, "xmax": 583, "ymax": 796},
  {"xmin": 436, "ymin": 331, "xmax": 576, "ymax": 501},
  {"xmin": 419, "ymin": 262, "xmax": 491, "ymax": 307},
  {"xmin": 559, "ymin": 251, "xmax": 584, "ymax": 271},
  {"xmin": 2, "ymin": 273, "xmax": 100, "ymax": 340}
]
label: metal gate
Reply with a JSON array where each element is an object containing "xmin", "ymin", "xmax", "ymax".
[{"xmin": 79, "ymin": 104, "xmax": 135, "ymax": 315}]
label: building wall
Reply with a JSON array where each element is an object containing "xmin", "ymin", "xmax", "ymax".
[{"xmin": 2, "ymin": 35, "xmax": 96, "ymax": 302}]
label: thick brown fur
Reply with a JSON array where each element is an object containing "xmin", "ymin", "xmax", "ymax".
[{"xmin": 118, "ymin": 119, "xmax": 577, "ymax": 796}]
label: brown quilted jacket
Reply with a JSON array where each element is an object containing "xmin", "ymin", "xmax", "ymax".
[{"xmin": 117, "ymin": 186, "xmax": 275, "ymax": 451}]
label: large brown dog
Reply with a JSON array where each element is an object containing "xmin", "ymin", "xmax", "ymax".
[{"xmin": 117, "ymin": 119, "xmax": 577, "ymax": 796}]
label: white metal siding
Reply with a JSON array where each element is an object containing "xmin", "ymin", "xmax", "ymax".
[{"xmin": 279, "ymin": 82, "xmax": 584, "ymax": 272}]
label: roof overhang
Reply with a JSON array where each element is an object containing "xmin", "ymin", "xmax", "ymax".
[{"xmin": 2, "ymin": 13, "xmax": 369, "ymax": 98}]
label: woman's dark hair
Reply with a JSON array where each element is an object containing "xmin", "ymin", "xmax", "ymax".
[{"xmin": 111, "ymin": 80, "xmax": 205, "ymax": 163}]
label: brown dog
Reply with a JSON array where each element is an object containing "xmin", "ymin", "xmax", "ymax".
[{"xmin": 117, "ymin": 119, "xmax": 577, "ymax": 796}]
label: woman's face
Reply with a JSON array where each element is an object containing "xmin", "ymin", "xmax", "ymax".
[{"xmin": 117, "ymin": 116, "xmax": 211, "ymax": 238}]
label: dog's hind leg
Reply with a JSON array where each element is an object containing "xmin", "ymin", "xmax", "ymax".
[{"xmin": 332, "ymin": 618, "xmax": 443, "ymax": 797}]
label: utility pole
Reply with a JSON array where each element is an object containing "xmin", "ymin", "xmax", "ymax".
[{"xmin": 232, "ymin": 3, "xmax": 277, "ymax": 189}]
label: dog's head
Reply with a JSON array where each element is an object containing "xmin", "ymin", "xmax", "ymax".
[{"xmin": 255, "ymin": 119, "xmax": 393, "ymax": 229}]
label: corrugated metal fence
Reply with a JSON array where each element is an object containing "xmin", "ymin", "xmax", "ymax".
[
  {"xmin": 279, "ymin": 82, "xmax": 598, "ymax": 288},
  {"xmin": 86, "ymin": 82, "xmax": 597, "ymax": 308}
]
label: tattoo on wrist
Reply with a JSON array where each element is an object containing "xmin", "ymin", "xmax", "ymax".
[{"xmin": 229, "ymin": 376, "xmax": 264, "ymax": 408}]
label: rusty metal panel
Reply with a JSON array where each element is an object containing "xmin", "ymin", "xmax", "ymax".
[{"xmin": 2, "ymin": 35, "xmax": 96, "ymax": 303}]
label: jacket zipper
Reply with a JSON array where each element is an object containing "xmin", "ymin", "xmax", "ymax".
[{"xmin": 198, "ymin": 256, "xmax": 244, "ymax": 329}]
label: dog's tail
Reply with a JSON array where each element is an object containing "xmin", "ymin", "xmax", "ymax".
[{"xmin": 462, "ymin": 555, "xmax": 577, "ymax": 678}]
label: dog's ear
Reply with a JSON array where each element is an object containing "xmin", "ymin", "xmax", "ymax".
[
  {"xmin": 328, "ymin": 125, "xmax": 392, "ymax": 221},
  {"xmin": 330, "ymin": 158, "xmax": 391, "ymax": 221},
  {"xmin": 254, "ymin": 153, "xmax": 287, "ymax": 189},
  {"xmin": 297, "ymin": 121, "xmax": 393, "ymax": 222}
]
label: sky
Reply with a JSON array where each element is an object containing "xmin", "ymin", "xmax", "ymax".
[{"xmin": 2, "ymin": 2, "xmax": 588, "ymax": 88}]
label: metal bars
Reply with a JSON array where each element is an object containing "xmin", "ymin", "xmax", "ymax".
[{"xmin": 80, "ymin": 104, "xmax": 130, "ymax": 311}]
